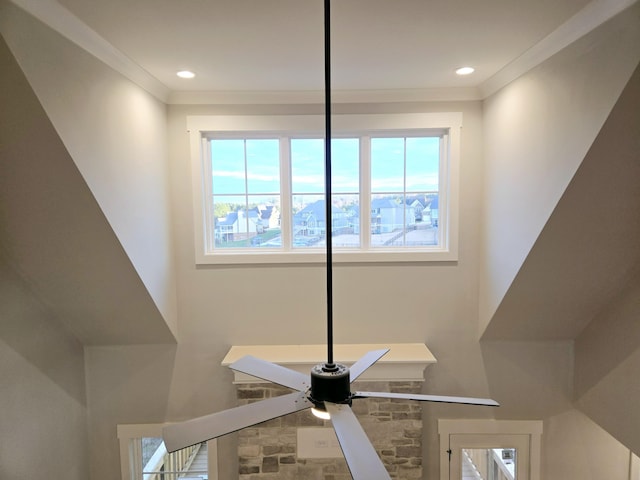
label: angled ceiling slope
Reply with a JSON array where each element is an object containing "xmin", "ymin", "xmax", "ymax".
[
  {"xmin": 482, "ymin": 62, "xmax": 640, "ymax": 342},
  {"xmin": 0, "ymin": 35, "xmax": 176, "ymax": 346}
]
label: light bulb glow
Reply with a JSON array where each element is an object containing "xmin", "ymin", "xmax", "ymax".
[
  {"xmin": 455, "ymin": 67, "xmax": 475, "ymax": 76},
  {"xmin": 311, "ymin": 407, "xmax": 331, "ymax": 420},
  {"xmin": 177, "ymin": 70, "xmax": 195, "ymax": 79}
]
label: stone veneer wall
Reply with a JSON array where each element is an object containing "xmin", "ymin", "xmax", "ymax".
[{"xmin": 237, "ymin": 380, "xmax": 423, "ymax": 480}]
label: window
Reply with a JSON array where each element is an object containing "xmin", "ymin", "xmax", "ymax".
[
  {"xmin": 438, "ymin": 420, "xmax": 543, "ymax": 480},
  {"xmin": 189, "ymin": 113, "xmax": 461, "ymax": 264},
  {"xmin": 117, "ymin": 424, "xmax": 218, "ymax": 480},
  {"xmin": 369, "ymin": 136, "xmax": 440, "ymax": 247}
]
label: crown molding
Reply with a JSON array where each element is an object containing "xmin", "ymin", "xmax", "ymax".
[
  {"xmin": 8, "ymin": 0, "xmax": 635, "ymax": 105},
  {"xmin": 7, "ymin": 0, "xmax": 170, "ymax": 102},
  {"xmin": 479, "ymin": 0, "xmax": 638, "ymax": 98},
  {"xmin": 167, "ymin": 87, "xmax": 482, "ymax": 105}
]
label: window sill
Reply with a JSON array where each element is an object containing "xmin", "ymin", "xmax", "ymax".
[{"xmin": 196, "ymin": 248, "xmax": 458, "ymax": 265}]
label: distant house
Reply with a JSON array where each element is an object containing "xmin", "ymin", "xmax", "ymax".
[
  {"xmin": 428, "ymin": 196, "xmax": 439, "ymax": 227},
  {"xmin": 405, "ymin": 197, "xmax": 425, "ymax": 222},
  {"xmin": 345, "ymin": 205, "xmax": 360, "ymax": 234},
  {"xmin": 261, "ymin": 205, "xmax": 280, "ymax": 229},
  {"xmin": 215, "ymin": 211, "xmax": 240, "ymax": 242},
  {"xmin": 215, "ymin": 205, "xmax": 280, "ymax": 242},
  {"xmin": 293, "ymin": 200, "xmax": 349, "ymax": 237},
  {"xmin": 371, "ymin": 198, "xmax": 415, "ymax": 233},
  {"xmin": 249, "ymin": 205, "xmax": 280, "ymax": 233}
]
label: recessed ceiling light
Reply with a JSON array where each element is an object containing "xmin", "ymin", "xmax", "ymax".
[
  {"xmin": 455, "ymin": 67, "xmax": 475, "ymax": 76},
  {"xmin": 177, "ymin": 70, "xmax": 195, "ymax": 79}
]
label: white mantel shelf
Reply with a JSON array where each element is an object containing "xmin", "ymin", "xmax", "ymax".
[{"xmin": 222, "ymin": 343, "xmax": 436, "ymax": 384}]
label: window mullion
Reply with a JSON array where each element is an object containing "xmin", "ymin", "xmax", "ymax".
[
  {"xmin": 203, "ymin": 138, "xmax": 214, "ymax": 253},
  {"xmin": 243, "ymin": 140, "xmax": 250, "ymax": 239},
  {"xmin": 279, "ymin": 137, "xmax": 292, "ymax": 250},
  {"xmin": 403, "ymin": 137, "xmax": 407, "ymax": 246},
  {"xmin": 439, "ymin": 134, "xmax": 449, "ymax": 248},
  {"xmin": 360, "ymin": 135, "xmax": 371, "ymax": 250}
]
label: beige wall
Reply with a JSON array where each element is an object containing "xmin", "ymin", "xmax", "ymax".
[
  {"xmin": 0, "ymin": 255, "xmax": 89, "ymax": 480},
  {"xmin": 1, "ymin": 6, "xmax": 176, "ymax": 478},
  {"xmin": 575, "ymin": 269, "xmax": 640, "ymax": 455},
  {"xmin": 575, "ymin": 263, "xmax": 640, "ymax": 399},
  {"xmin": 0, "ymin": 1, "xmax": 178, "ymax": 336},
  {"xmin": 478, "ymin": 4, "xmax": 640, "ymax": 335},
  {"xmin": 476, "ymin": 5, "xmax": 640, "ymax": 475},
  {"xmin": 543, "ymin": 410, "xmax": 632, "ymax": 480}
]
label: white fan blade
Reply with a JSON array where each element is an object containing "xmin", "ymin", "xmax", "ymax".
[
  {"xmin": 353, "ymin": 391, "xmax": 499, "ymax": 407},
  {"xmin": 325, "ymin": 402, "xmax": 391, "ymax": 480},
  {"xmin": 349, "ymin": 349, "xmax": 389, "ymax": 383},
  {"xmin": 163, "ymin": 391, "xmax": 312, "ymax": 452},
  {"xmin": 230, "ymin": 355, "xmax": 310, "ymax": 392}
]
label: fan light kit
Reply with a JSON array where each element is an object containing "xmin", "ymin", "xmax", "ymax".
[
  {"xmin": 163, "ymin": 2, "xmax": 498, "ymax": 479},
  {"xmin": 311, "ymin": 406, "xmax": 332, "ymax": 420}
]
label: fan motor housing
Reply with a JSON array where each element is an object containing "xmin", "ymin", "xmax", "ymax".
[{"xmin": 309, "ymin": 363, "xmax": 351, "ymax": 405}]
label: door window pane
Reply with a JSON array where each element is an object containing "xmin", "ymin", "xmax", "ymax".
[
  {"xmin": 462, "ymin": 448, "xmax": 517, "ymax": 480},
  {"xmin": 141, "ymin": 438, "xmax": 208, "ymax": 480}
]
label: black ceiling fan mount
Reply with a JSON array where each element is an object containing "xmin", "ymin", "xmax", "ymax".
[
  {"xmin": 309, "ymin": 362, "xmax": 351, "ymax": 406},
  {"xmin": 163, "ymin": 2, "xmax": 498, "ymax": 478}
]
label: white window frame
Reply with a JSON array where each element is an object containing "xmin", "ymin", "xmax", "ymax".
[
  {"xmin": 188, "ymin": 113, "xmax": 461, "ymax": 265},
  {"xmin": 438, "ymin": 419, "xmax": 543, "ymax": 480},
  {"xmin": 117, "ymin": 423, "xmax": 218, "ymax": 480}
]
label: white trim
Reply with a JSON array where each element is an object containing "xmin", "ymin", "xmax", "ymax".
[
  {"xmin": 222, "ymin": 343, "xmax": 436, "ymax": 383},
  {"xmin": 438, "ymin": 419, "xmax": 543, "ymax": 480},
  {"xmin": 168, "ymin": 87, "xmax": 482, "ymax": 105},
  {"xmin": 479, "ymin": 0, "xmax": 638, "ymax": 97},
  {"xmin": 188, "ymin": 112, "xmax": 461, "ymax": 265},
  {"xmin": 631, "ymin": 452, "xmax": 640, "ymax": 480}
]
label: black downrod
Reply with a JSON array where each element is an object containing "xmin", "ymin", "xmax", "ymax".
[{"xmin": 324, "ymin": 0, "xmax": 334, "ymax": 369}]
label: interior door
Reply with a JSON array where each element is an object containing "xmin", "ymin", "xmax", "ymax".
[{"xmin": 448, "ymin": 433, "xmax": 530, "ymax": 480}]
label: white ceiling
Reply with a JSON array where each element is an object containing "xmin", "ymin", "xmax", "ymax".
[{"xmin": 10, "ymin": 0, "xmax": 636, "ymax": 100}]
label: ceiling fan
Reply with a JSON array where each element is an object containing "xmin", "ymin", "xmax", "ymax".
[{"xmin": 163, "ymin": 1, "xmax": 498, "ymax": 478}]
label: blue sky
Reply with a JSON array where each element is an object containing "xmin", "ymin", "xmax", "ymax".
[{"xmin": 210, "ymin": 136, "xmax": 440, "ymax": 202}]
